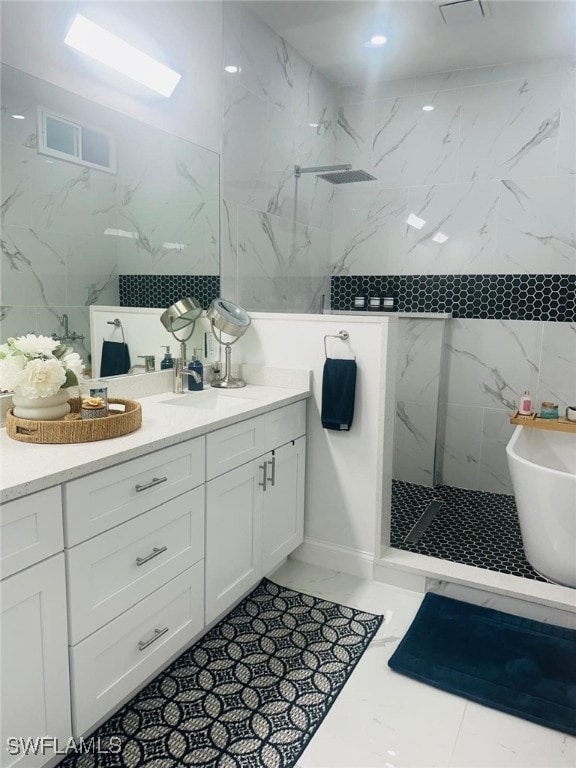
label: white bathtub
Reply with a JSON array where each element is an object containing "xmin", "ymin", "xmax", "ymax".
[{"xmin": 506, "ymin": 426, "xmax": 576, "ymax": 588}]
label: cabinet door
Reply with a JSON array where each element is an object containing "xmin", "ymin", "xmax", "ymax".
[
  {"xmin": 205, "ymin": 461, "xmax": 264, "ymax": 624},
  {"xmin": 262, "ymin": 437, "xmax": 306, "ymax": 574},
  {"xmin": 1, "ymin": 555, "xmax": 71, "ymax": 768}
]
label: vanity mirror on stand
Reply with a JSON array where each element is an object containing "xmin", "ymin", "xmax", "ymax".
[{"xmin": 206, "ymin": 299, "xmax": 251, "ymax": 389}]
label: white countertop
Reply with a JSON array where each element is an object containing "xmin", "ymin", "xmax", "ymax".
[{"xmin": 0, "ymin": 384, "xmax": 311, "ymax": 503}]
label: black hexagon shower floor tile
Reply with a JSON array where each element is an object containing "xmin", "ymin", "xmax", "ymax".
[
  {"xmin": 390, "ymin": 480, "xmax": 549, "ymax": 582},
  {"xmin": 60, "ymin": 579, "xmax": 382, "ymax": 768}
]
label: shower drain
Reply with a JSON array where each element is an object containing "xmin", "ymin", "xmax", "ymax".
[{"xmin": 404, "ymin": 499, "xmax": 444, "ymax": 544}]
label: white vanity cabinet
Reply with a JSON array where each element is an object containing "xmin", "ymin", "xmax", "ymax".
[
  {"xmin": 205, "ymin": 402, "xmax": 306, "ymax": 624},
  {"xmin": 63, "ymin": 438, "xmax": 207, "ymax": 737},
  {"xmin": 0, "ymin": 489, "xmax": 71, "ymax": 768},
  {"xmin": 0, "ymin": 391, "xmax": 308, "ymax": 757}
]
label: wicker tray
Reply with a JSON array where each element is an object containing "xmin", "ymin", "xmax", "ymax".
[{"xmin": 6, "ymin": 397, "xmax": 142, "ymax": 444}]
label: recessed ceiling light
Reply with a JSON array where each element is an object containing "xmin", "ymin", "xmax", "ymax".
[
  {"xmin": 308, "ymin": 122, "xmax": 319, "ymax": 128},
  {"xmin": 432, "ymin": 231, "xmax": 449, "ymax": 243},
  {"xmin": 364, "ymin": 34, "xmax": 387, "ymax": 48},
  {"xmin": 224, "ymin": 65, "xmax": 240, "ymax": 74},
  {"xmin": 11, "ymin": 114, "xmax": 25, "ymax": 120},
  {"xmin": 64, "ymin": 14, "xmax": 181, "ymax": 97},
  {"xmin": 406, "ymin": 213, "xmax": 426, "ymax": 230},
  {"xmin": 422, "ymin": 105, "xmax": 434, "ymax": 112}
]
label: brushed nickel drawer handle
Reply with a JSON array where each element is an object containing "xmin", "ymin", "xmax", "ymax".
[
  {"xmin": 136, "ymin": 545, "xmax": 168, "ymax": 566},
  {"xmin": 135, "ymin": 476, "xmax": 168, "ymax": 492},
  {"xmin": 258, "ymin": 463, "xmax": 267, "ymax": 492},
  {"xmin": 138, "ymin": 626, "xmax": 169, "ymax": 651},
  {"xmin": 267, "ymin": 454, "xmax": 276, "ymax": 487}
]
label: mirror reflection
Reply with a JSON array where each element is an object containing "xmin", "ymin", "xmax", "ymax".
[{"xmin": 0, "ymin": 64, "xmax": 220, "ymax": 367}]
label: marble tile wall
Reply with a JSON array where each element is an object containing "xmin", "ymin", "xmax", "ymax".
[
  {"xmin": 333, "ymin": 57, "xmax": 575, "ymax": 278},
  {"xmin": 220, "ymin": 2, "xmax": 337, "ymax": 313},
  {"xmin": 441, "ymin": 319, "xmax": 576, "ymax": 494},
  {"xmin": 333, "ymin": 57, "xmax": 575, "ymax": 494},
  {"xmin": 1, "ymin": 68, "xmax": 219, "ymax": 364}
]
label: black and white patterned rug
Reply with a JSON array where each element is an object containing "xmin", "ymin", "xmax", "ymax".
[{"xmin": 62, "ymin": 578, "xmax": 382, "ymax": 768}]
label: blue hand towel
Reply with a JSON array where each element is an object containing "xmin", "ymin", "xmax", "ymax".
[
  {"xmin": 321, "ymin": 358, "xmax": 357, "ymax": 431},
  {"xmin": 100, "ymin": 340, "xmax": 131, "ymax": 377}
]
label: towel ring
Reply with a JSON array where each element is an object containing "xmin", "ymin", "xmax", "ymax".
[
  {"xmin": 105, "ymin": 318, "xmax": 126, "ymax": 345},
  {"xmin": 324, "ymin": 330, "xmax": 354, "ymax": 360}
]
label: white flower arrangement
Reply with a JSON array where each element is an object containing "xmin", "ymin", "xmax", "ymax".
[{"xmin": 0, "ymin": 334, "xmax": 85, "ymax": 399}]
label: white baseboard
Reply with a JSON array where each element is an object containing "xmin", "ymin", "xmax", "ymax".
[{"xmin": 290, "ymin": 537, "xmax": 374, "ymax": 579}]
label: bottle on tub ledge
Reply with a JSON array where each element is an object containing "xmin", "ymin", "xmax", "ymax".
[{"xmin": 518, "ymin": 391, "xmax": 532, "ymax": 417}]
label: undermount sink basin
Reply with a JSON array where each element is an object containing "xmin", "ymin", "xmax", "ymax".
[{"xmin": 160, "ymin": 391, "xmax": 253, "ymax": 411}]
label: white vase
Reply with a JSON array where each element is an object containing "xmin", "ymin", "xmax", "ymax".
[{"xmin": 12, "ymin": 388, "xmax": 71, "ymax": 421}]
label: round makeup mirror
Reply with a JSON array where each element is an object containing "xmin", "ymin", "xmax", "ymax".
[
  {"xmin": 206, "ymin": 298, "xmax": 251, "ymax": 388},
  {"xmin": 160, "ymin": 297, "xmax": 202, "ymax": 362}
]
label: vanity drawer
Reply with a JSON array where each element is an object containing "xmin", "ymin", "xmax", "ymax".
[
  {"xmin": 64, "ymin": 438, "xmax": 205, "ymax": 545},
  {"xmin": 70, "ymin": 562, "xmax": 204, "ymax": 737},
  {"xmin": 0, "ymin": 487, "xmax": 63, "ymax": 579},
  {"xmin": 67, "ymin": 486, "xmax": 205, "ymax": 644},
  {"xmin": 265, "ymin": 400, "xmax": 306, "ymax": 450},
  {"xmin": 206, "ymin": 415, "xmax": 266, "ymax": 480}
]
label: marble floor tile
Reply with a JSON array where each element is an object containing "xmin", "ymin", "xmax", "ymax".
[
  {"xmin": 450, "ymin": 702, "xmax": 576, "ymax": 768},
  {"xmin": 271, "ymin": 561, "xmax": 575, "ymax": 768}
]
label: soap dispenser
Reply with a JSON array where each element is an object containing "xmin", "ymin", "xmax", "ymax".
[
  {"xmin": 160, "ymin": 346, "xmax": 174, "ymax": 370},
  {"xmin": 187, "ymin": 348, "xmax": 204, "ymax": 391}
]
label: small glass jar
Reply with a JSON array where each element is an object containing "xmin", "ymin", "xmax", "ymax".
[{"xmin": 540, "ymin": 401, "xmax": 559, "ymax": 419}]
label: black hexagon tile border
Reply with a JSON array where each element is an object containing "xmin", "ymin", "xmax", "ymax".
[
  {"xmin": 120, "ymin": 275, "xmax": 220, "ymax": 310},
  {"xmin": 331, "ymin": 274, "xmax": 576, "ymax": 321},
  {"xmin": 390, "ymin": 480, "xmax": 549, "ymax": 582}
]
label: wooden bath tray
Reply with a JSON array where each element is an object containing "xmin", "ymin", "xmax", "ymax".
[
  {"xmin": 6, "ymin": 397, "xmax": 142, "ymax": 444},
  {"xmin": 510, "ymin": 410, "xmax": 576, "ymax": 434}
]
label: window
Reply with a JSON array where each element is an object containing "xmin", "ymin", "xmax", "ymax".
[{"xmin": 38, "ymin": 107, "xmax": 116, "ymax": 173}]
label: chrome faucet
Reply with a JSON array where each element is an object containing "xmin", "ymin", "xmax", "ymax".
[
  {"xmin": 173, "ymin": 358, "xmax": 202, "ymax": 393},
  {"xmin": 129, "ymin": 355, "xmax": 156, "ymax": 374}
]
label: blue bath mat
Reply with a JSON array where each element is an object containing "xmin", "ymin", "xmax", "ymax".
[{"xmin": 388, "ymin": 593, "xmax": 576, "ymax": 735}]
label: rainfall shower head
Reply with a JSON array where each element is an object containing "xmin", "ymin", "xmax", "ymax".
[
  {"xmin": 294, "ymin": 164, "xmax": 376, "ymax": 185},
  {"xmin": 317, "ymin": 169, "xmax": 376, "ymax": 184}
]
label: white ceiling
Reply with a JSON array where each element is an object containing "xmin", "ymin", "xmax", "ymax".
[{"xmin": 245, "ymin": 0, "xmax": 576, "ymax": 86}]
